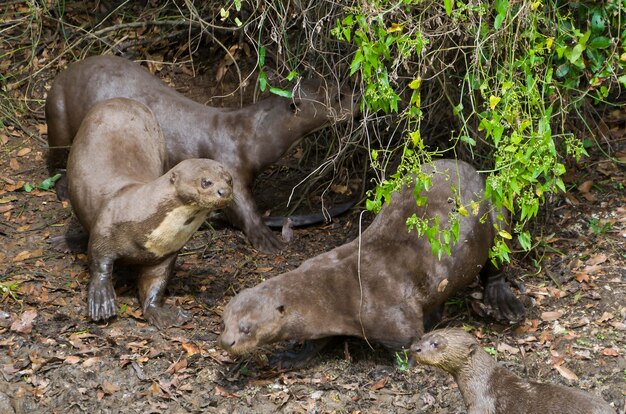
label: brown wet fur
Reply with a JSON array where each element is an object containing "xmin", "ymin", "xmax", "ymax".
[
  {"xmin": 46, "ymin": 55, "xmax": 359, "ymax": 253},
  {"xmin": 218, "ymin": 159, "xmax": 525, "ymax": 364},
  {"xmin": 411, "ymin": 328, "xmax": 615, "ymax": 414},
  {"xmin": 67, "ymin": 98, "xmax": 233, "ymax": 328}
]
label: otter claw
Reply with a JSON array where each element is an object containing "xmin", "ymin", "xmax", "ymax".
[
  {"xmin": 484, "ymin": 278, "xmax": 525, "ymax": 321},
  {"xmin": 249, "ymin": 225, "xmax": 285, "ymax": 253},
  {"xmin": 88, "ymin": 275, "xmax": 117, "ymax": 321}
]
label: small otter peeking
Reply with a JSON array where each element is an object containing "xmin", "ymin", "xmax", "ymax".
[
  {"xmin": 67, "ymin": 98, "xmax": 233, "ymax": 328},
  {"xmin": 411, "ymin": 328, "xmax": 615, "ymax": 414}
]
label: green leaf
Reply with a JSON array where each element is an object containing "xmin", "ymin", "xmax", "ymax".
[
  {"xmin": 591, "ymin": 10, "xmax": 605, "ymax": 32},
  {"xmin": 460, "ymin": 135, "xmax": 476, "ymax": 146},
  {"xmin": 350, "ymin": 50, "xmax": 363, "ymax": 76},
  {"xmin": 286, "ymin": 71, "xmax": 298, "ymax": 81},
  {"xmin": 258, "ymin": 46, "xmax": 266, "ymax": 66},
  {"xmin": 588, "ymin": 36, "xmax": 610, "ymax": 50},
  {"xmin": 408, "ymin": 78, "xmax": 421, "ymax": 90},
  {"xmin": 269, "ymin": 87, "xmax": 293, "ymax": 98},
  {"xmin": 444, "ymin": 0, "xmax": 454, "ymax": 16},
  {"xmin": 22, "ymin": 183, "xmax": 34, "ymax": 192},
  {"xmin": 258, "ymin": 70, "xmax": 267, "ymax": 92},
  {"xmin": 518, "ymin": 231, "xmax": 531, "ymax": 251},
  {"xmin": 39, "ymin": 174, "xmax": 62, "ymax": 190},
  {"xmin": 566, "ymin": 44, "xmax": 583, "ymax": 64},
  {"xmin": 494, "ymin": 13, "xmax": 506, "ymax": 30}
]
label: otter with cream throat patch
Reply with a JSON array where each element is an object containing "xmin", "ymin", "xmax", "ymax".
[{"xmin": 68, "ymin": 98, "xmax": 233, "ymax": 328}]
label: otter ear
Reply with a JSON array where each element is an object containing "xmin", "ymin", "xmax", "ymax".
[
  {"xmin": 276, "ymin": 305, "xmax": 285, "ymax": 314},
  {"xmin": 469, "ymin": 343, "xmax": 481, "ymax": 356},
  {"xmin": 170, "ymin": 171, "xmax": 178, "ymax": 184}
]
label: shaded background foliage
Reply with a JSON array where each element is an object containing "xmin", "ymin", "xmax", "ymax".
[{"xmin": 1, "ymin": 0, "xmax": 625, "ymax": 256}]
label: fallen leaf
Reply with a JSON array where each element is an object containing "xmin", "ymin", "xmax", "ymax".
[
  {"xmin": 181, "ymin": 342, "xmax": 199, "ymax": 356},
  {"xmin": 215, "ymin": 385, "xmax": 239, "ymax": 398},
  {"xmin": 601, "ymin": 348, "xmax": 619, "ymax": 357},
  {"xmin": 496, "ymin": 342, "xmax": 519, "ymax": 354},
  {"xmin": 581, "ymin": 264, "xmax": 603, "ymax": 275},
  {"xmin": 16, "ymin": 147, "xmax": 31, "ymax": 157},
  {"xmin": 577, "ymin": 180, "xmax": 593, "ymax": 194},
  {"xmin": 331, "ymin": 184, "xmax": 350, "ymax": 195},
  {"xmin": 574, "ymin": 273, "xmax": 589, "ymax": 283},
  {"xmin": 9, "ymin": 158, "xmax": 19, "ymax": 170},
  {"xmin": 102, "ymin": 381, "xmax": 120, "ymax": 395},
  {"xmin": 10, "ymin": 309, "xmax": 38, "ymax": 333},
  {"xmin": 609, "ymin": 321, "xmax": 626, "ymax": 331},
  {"xmin": 596, "ymin": 312, "xmax": 614, "ymax": 324},
  {"xmin": 82, "ymin": 357, "xmax": 102, "ymax": 367},
  {"xmin": 255, "ymin": 267, "xmax": 273, "ymax": 273},
  {"xmin": 369, "ymin": 377, "xmax": 388, "ymax": 391},
  {"xmin": 586, "ymin": 253, "xmax": 607, "ymax": 266},
  {"xmin": 37, "ymin": 124, "xmax": 47, "ymax": 135},
  {"xmin": 541, "ymin": 311, "xmax": 563, "ymax": 321},
  {"xmin": 64, "ymin": 355, "xmax": 81, "ymax": 364},
  {"xmin": 554, "ymin": 364, "xmax": 578, "ymax": 381},
  {"xmin": 166, "ymin": 358, "xmax": 187, "ymax": 374}
]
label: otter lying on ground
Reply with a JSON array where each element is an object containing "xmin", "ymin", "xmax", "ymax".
[
  {"xmin": 411, "ymin": 328, "xmax": 615, "ymax": 414},
  {"xmin": 68, "ymin": 98, "xmax": 233, "ymax": 328},
  {"xmin": 218, "ymin": 159, "xmax": 525, "ymax": 366}
]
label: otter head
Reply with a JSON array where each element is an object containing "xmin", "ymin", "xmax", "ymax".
[
  {"xmin": 170, "ymin": 159, "xmax": 233, "ymax": 210},
  {"xmin": 218, "ymin": 283, "xmax": 292, "ymax": 355},
  {"xmin": 282, "ymin": 79, "xmax": 360, "ymax": 134},
  {"xmin": 410, "ymin": 328, "xmax": 478, "ymax": 374}
]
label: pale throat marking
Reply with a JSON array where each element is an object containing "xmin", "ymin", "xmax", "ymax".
[{"xmin": 144, "ymin": 205, "xmax": 207, "ymax": 257}]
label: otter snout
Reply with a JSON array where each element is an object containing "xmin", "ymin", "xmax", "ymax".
[{"xmin": 217, "ymin": 186, "xmax": 232, "ymax": 199}]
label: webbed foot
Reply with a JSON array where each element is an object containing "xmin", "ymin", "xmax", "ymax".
[
  {"xmin": 248, "ymin": 223, "xmax": 285, "ymax": 253},
  {"xmin": 484, "ymin": 276, "xmax": 525, "ymax": 321},
  {"xmin": 143, "ymin": 304, "xmax": 191, "ymax": 329},
  {"xmin": 88, "ymin": 272, "xmax": 117, "ymax": 321}
]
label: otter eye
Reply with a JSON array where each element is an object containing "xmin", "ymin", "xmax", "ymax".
[
  {"xmin": 238, "ymin": 322, "xmax": 250, "ymax": 335},
  {"xmin": 201, "ymin": 178, "xmax": 213, "ymax": 189},
  {"xmin": 276, "ymin": 305, "xmax": 285, "ymax": 314},
  {"xmin": 430, "ymin": 341, "xmax": 439, "ymax": 349}
]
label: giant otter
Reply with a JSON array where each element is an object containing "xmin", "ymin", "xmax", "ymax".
[
  {"xmin": 68, "ymin": 98, "xmax": 233, "ymax": 328},
  {"xmin": 46, "ymin": 55, "xmax": 359, "ymax": 252},
  {"xmin": 218, "ymin": 159, "xmax": 525, "ymax": 366},
  {"xmin": 411, "ymin": 328, "xmax": 615, "ymax": 414}
]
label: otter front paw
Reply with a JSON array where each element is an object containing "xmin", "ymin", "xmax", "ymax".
[
  {"xmin": 248, "ymin": 224, "xmax": 285, "ymax": 253},
  {"xmin": 143, "ymin": 304, "xmax": 191, "ymax": 329},
  {"xmin": 484, "ymin": 278, "xmax": 525, "ymax": 321},
  {"xmin": 54, "ymin": 174, "xmax": 70, "ymax": 201},
  {"xmin": 88, "ymin": 278, "xmax": 117, "ymax": 321}
]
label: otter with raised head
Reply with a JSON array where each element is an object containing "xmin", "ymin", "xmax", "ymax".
[
  {"xmin": 218, "ymin": 159, "xmax": 525, "ymax": 366},
  {"xmin": 47, "ymin": 55, "xmax": 359, "ymax": 252},
  {"xmin": 68, "ymin": 98, "xmax": 233, "ymax": 328},
  {"xmin": 410, "ymin": 328, "xmax": 615, "ymax": 414}
]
